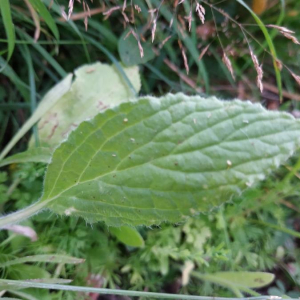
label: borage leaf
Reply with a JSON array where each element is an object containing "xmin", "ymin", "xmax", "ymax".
[
  {"xmin": 40, "ymin": 93, "xmax": 300, "ymax": 226},
  {"xmin": 1, "ymin": 94, "xmax": 300, "ymax": 227}
]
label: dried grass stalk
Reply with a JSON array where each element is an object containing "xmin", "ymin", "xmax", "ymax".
[
  {"xmin": 291, "ymin": 72, "xmax": 300, "ymax": 86},
  {"xmin": 178, "ymin": 40, "xmax": 189, "ymax": 74},
  {"xmin": 250, "ymin": 50, "xmax": 263, "ymax": 92},
  {"xmin": 222, "ymin": 53, "xmax": 235, "ymax": 80},
  {"xmin": 195, "ymin": 3, "xmax": 205, "ymax": 24},
  {"xmin": 198, "ymin": 44, "xmax": 210, "ymax": 61}
]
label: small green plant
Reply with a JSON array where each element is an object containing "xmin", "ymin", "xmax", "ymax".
[{"xmin": 1, "ymin": 73, "xmax": 300, "ymax": 297}]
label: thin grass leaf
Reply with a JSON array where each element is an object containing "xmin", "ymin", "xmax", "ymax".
[
  {"xmin": 28, "ymin": 0, "xmax": 59, "ymax": 40},
  {"xmin": 0, "ymin": 255, "xmax": 85, "ymax": 268},
  {"xmin": 0, "ymin": 56, "xmax": 30, "ymax": 101},
  {"xmin": 0, "ymin": 279, "xmax": 299, "ymax": 300},
  {"xmin": 236, "ymin": 0, "xmax": 283, "ymax": 101},
  {"xmin": 16, "ymin": 29, "xmax": 66, "ymax": 78},
  {"xmin": 0, "ymin": 0, "xmax": 15, "ymax": 61},
  {"xmin": 19, "ymin": 43, "xmax": 39, "ymax": 146},
  {"xmin": 249, "ymin": 219, "xmax": 300, "ymax": 238}
]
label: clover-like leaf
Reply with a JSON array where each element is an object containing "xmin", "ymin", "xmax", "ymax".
[{"xmin": 1, "ymin": 93, "xmax": 300, "ymax": 228}]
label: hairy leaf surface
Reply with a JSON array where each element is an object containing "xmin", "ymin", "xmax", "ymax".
[{"xmin": 38, "ymin": 94, "xmax": 300, "ymax": 226}]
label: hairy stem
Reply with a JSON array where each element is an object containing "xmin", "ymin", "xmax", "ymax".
[{"xmin": 0, "ymin": 201, "xmax": 46, "ymax": 228}]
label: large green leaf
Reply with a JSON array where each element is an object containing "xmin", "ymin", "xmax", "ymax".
[
  {"xmin": 40, "ymin": 93, "xmax": 300, "ymax": 226},
  {"xmin": 1, "ymin": 93, "xmax": 300, "ymax": 228},
  {"xmin": 32, "ymin": 62, "xmax": 140, "ymax": 148}
]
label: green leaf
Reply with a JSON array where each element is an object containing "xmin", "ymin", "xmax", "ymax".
[
  {"xmin": 110, "ymin": 226, "xmax": 145, "ymax": 247},
  {"xmin": 31, "ymin": 62, "xmax": 141, "ymax": 147},
  {"xmin": 1, "ymin": 94, "xmax": 300, "ymax": 228},
  {"xmin": 0, "ymin": 254, "xmax": 85, "ymax": 268},
  {"xmin": 210, "ymin": 271, "xmax": 274, "ymax": 288},
  {"xmin": 0, "ymin": 148, "xmax": 52, "ymax": 168},
  {"xmin": 35, "ymin": 94, "xmax": 300, "ymax": 225},
  {"xmin": 27, "ymin": 0, "xmax": 59, "ymax": 40},
  {"xmin": 0, "ymin": 0, "xmax": 15, "ymax": 61},
  {"xmin": 118, "ymin": 29, "xmax": 155, "ymax": 66}
]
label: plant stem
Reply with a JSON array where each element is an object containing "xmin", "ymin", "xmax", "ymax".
[
  {"xmin": 0, "ymin": 280, "xmax": 287, "ymax": 300},
  {"xmin": 0, "ymin": 201, "xmax": 46, "ymax": 228}
]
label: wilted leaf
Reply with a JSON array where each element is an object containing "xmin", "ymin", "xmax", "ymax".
[
  {"xmin": 110, "ymin": 226, "xmax": 144, "ymax": 247},
  {"xmin": 33, "ymin": 62, "xmax": 140, "ymax": 147},
  {"xmin": 36, "ymin": 93, "xmax": 300, "ymax": 227}
]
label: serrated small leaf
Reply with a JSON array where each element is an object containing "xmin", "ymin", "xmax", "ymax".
[
  {"xmin": 118, "ymin": 30, "xmax": 155, "ymax": 66},
  {"xmin": 0, "ymin": 148, "xmax": 52, "ymax": 167},
  {"xmin": 110, "ymin": 226, "xmax": 144, "ymax": 247},
  {"xmin": 211, "ymin": 271, "xmax": 275, "ymax": 288},
  {"xmin": 32, "ymin": 62, "xmax": 140, "ymax": 147},
  {"xmin": 35, "ymin": 93, "xmax": 300, "ymax": 227}
]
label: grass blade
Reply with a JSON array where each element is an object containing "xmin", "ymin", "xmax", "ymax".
[
  {"xmin": 249, "ymin": 219, "xmax": 300, "ymax": 239},
  {"xmin": 17, "ymin": 29, "xmax": 67, "ymax": 78},
  {"xmin": 28, "ymin": 0, "xmax": 59, "ymax": 40},
  {"xmin": 19, "ymin": 43, "xmax": 39, "ymax": 146},
  {"xmin": 1, "ymin": 279, "xmax": 299, "ymax": 300},
  {"xmin": 0, "ymin": 56, "xmax": 30, "ymax": 101},
  {"xmin": 236, "ymin": 0, "xmax": 283, "ymax": 101},
  {"xmin": 0, "ymin": 0, "xmax": 15, "ymax": 61}
]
